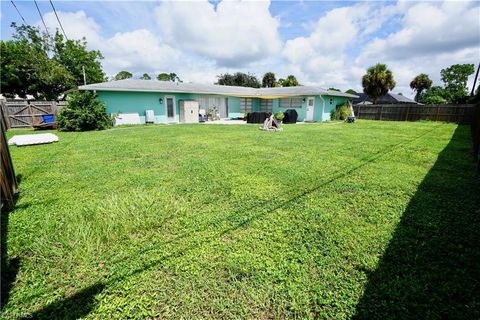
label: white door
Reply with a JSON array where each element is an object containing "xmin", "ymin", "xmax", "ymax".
[
  {"xmin": 306, "ymin": 97, "xmax": 315, "ymax": 121},
  {"xmin": 165, "ymin": 96, "xmax": 176, "ymax": 122}
]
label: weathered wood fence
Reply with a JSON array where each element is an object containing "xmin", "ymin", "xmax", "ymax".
[
  {"xmin": 353, "ymin": 104, "xmax": 475, "ymax": 124},
  {"xmin": 471, "ymin": 104, "xmax": 480, "ymax": 172},
  {"xmin": 0, "ymin": 99, "xmax": 65, "ymax": 129},
  {"xmin": 0, "ymin": 105, "xmax": 18, "ymax": 212}
]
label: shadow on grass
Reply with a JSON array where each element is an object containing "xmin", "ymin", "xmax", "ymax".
[
  {"xmin": 24, "ymin": 283, "xmax": 105, "ymax": 320},
  {"xmin": 354, "ymin": 125, "xmax": 480, "ymax": 319},
  {"xmin": 1, "ymin": 175, "xmax": 22, "ymax": 310}
]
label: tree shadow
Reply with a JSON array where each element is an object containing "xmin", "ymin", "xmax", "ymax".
[
  {"xmin": 23, "ymin": 283, "xmax": 105, "ymax": 320},
  {"xmin": 354, "ymin": 125, "xmax": 480, "ymax": 319}
]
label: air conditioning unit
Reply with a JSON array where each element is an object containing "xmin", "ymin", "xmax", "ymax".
[{"xmin": 145, "ymin": 110, "xmax": 155, "ymax": 123}]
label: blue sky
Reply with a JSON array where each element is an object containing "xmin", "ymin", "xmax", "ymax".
[{"xmin": 1, "ymin": 1, "xmax": 479, "ymax": 96}]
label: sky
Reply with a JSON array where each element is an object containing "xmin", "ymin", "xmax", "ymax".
[{"xmin": 1, "ymin": 0, "xmax": 479, "ymax": 97}]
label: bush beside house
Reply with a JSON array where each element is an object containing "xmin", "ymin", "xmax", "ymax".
[{"xmin": 57, "ymin": 91, "xmax": 112, "ymax": 131}]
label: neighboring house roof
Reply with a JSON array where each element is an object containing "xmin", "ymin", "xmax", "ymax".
[
  {"xmin": 78, "ymin": 79, "xmax": 358, "ymax": 99},
  {"xmin": 353, "ymin": 92, "xmax": 418, "ymax": 104}
]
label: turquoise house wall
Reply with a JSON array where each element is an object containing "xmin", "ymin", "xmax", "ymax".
[
  {"xmin": 97, "ymin": 91, "xmax": 244, "ymax": 123},
  {"xmin": 96, "ymin": 90, "xmax": 351, "ymax": 124}
]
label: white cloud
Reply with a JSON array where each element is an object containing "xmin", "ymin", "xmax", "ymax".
[
  {"xmin": 282, "ymin": 3, "xmax": 399, "ymax": 88},
  {"xmin": 155, "ymin": 0, "xmax": 282, "ymax": 67},
  {"xmin": 41, "ymin": 10, "xmax": 181, "ymax": 76},
  {"xmin": 35, "ymin": 0, "xmax": 479, "ymax": 95}
]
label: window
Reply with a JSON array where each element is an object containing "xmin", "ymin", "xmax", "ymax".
[
  {"xmin": 240, "ymin": 98, "xmax": 252, "ymax": 113},
  {"xmin": 279, "ymin": 97, "xmax": 303, "ymax": 108},
  {"xmin": 259, "ymin": 99, "xmax": 273, "ymax": 112}
]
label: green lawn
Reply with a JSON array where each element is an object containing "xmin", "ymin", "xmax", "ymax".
[{"xmin": 2, "ymin": 121, "xmax": 479, "ymax": 319}]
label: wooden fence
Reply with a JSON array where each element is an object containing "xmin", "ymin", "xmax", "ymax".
[
  {"xmin": 0, "ymin": 105, "xmax": 18, "ymax": 212},
  {"xmin": 0, "ymin": 99, "xmax": 65, "ymax": 129},
  {"xmin": 471, "ymin": 104, "xmax": 480, "ymax": 173},
  {"xmin": 353, "ymin": 104, "xmax": 475, "ymax": 124}
]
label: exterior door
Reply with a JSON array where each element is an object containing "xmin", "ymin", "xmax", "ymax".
[
  {"xmin": 306, "ymin": 97, "xmax": 315, "ymax": 121},
  {"xmin": 165, "ymin": 96, "xmax": 176, "ymax": 122}
]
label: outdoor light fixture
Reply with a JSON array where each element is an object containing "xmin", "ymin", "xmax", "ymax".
[
  {"xmin": 159, "ymin": 98, "xmax": 163, "ymax": 104},
  {"xmin": 302, "ymin": 98, "xmax": 306, "ymax": 102}
]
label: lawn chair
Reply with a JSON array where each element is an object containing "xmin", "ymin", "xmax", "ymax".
[
  {"xmin": 33, "ymin": 114, "xmax": 57, "ymax": 130},
  {"xmin": 260, "ymin": 114, "xmax": 283, "ymax": 132}
]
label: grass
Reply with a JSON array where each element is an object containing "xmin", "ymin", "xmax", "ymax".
[{"xmin": 1, "ymin": 120, "xmax": 479, "ymax": 319}]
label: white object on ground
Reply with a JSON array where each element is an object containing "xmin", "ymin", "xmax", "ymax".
[
  {"xmin": 8, "ymin": 133, "xmax": 59, "ymax": 146},
  {"xmin": 114, "ymin": 113, "xmax": 141, "ymax": 126}
]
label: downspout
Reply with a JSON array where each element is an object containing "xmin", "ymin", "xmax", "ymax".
[{"xmin": 319, "ymin": 95, "xmax": 326, "ymax": 122}]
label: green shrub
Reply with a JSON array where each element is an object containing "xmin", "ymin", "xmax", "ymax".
[
  {"xmin": 57, "ymin": 91, "xmax": 112, "ymax": 131},
  {"xmin": 330, "ymin": 104, "xmax": 350, "ymax": 121},
  {"xmin": 275, "ymin": 112, "xmax": 285, "ymax": 120}
]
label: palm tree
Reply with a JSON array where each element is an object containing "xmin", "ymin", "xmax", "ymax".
[
  {"xmin": 410, "ymin": 73, "xmax": 432, "ymax": 101},
  {"xmin": 262, "ymin": 72, "xmax": 277, "ymax": 87},
  {"xmin": 362, "ymin": 64, "xmax": 396, "ymax": 104}
]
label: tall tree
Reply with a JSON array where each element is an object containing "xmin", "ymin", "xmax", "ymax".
[
  {"xmin": 114, "ymin": 71, "xmax": 133, "ymax": 81},
  {"xmin": 362, "ymin": 63, "xmax": 396, "ymax": 104},
  {"xmin": 157, "ymin": 73, "xmax": 181, "ymax": 82},
  {"xmin": 410, "ymin": 73, "xmax": 432, "ymax": 101},
  {"xmin": 278, "ymin": 75, "xmax": 299, "ymax": 87},
  {"xmin": 52, "ymin": 33, "xmax": 104, "ymax": 85},
  {"xmin": 0, "ymin": 23, "xmax": 104, "ymax": 99},
  {"xmin": 140, "ymin": 73, "xmax": 151, "ymax": 80},
  {"xmin": 440, "ymin": 64, "xmax": 475, "ymax": 103},
  {"xmin": 216, "ymin": 72, "xmax": 261, "ymax": 88},
  {"xmin": 262, "ymin": 72, "xmax": 277, "ymax": 87}
]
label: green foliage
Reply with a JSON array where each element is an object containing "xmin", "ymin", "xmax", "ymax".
[
  {"xmin": 216, "ymin": 72, "xmax": 261, "ymax": 88},
  {"xmin": 5, "ymin": 122, "xmax": 477, "ymax": 318},
  {"xmin": 328, "ymin": 87, "xmax": 341, "ymax": 92},
  {"xmin": 418, "ymin": 86, "xmax": 450, "ymax": 104},
  {"xmin": 56, "ymin": 91, "xmax": 112, "ymax": 131},
  {"xmin": 410, "ymin": 73, "xmax": 432, "ymax": 101},
  {"xmin": 52, "ymin": 32, "xmax": 105, "ymax": 85},
  {"xmin": 274, "ymin": 112, "xmax": 285, "ymax": 120},
  {"xmin": 330, "ymin": 104, "xmax": 350, "ymax": 120},
  {"xmin": 440, "ymin": 64, "xmax": 475, "ymax": 103},
  {"xmin": 362, "ymin": 63, "xmax": 396, "ymax": 104},
  {"xmin": 114, "ymin": 71, "xmax": 133, "ymax": 81},
  {"xmin": 140, "ymin": 73, "xmax": 151, "ymax": 80},
  {"xmin": 278, "ymin": 75, "xmax": 299, "ymax": 87},
  {"xmin": 157, "ymin": 72, "xmax": 181, "ymax": 82},
  {"xmin": 0, "ymin": 23, "xmax": 104, "ymax": 99},
  {"xmin": 345, "ymin": 89, "xmax": 357, "ymax": 94},
  {"xmin": 262, "ymin": 72, "xmax": 277, "ymax": 88}
]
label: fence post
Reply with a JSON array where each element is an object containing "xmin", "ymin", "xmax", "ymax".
[
  {"xmin": 436, "ymin": 105, "xmax": 440, "ymax": 122},
  {"xmin": 0, "ymin": 99, "xmax": 10, "ymax": 130},
  {"xmin": 405, "ymin": 105, "xmax": 410, "ymax": 121},
  {"xmin": 379, "ymin": 105, "xmax": 384, "ymax": 120}
]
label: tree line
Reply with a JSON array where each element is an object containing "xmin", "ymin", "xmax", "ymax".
[
  {"xmin": 1, "ymin": 23, "xmax": 477, "ymax": 104},
  {"xmin": 362, "ymin": 63, "xmax": 477, "ymax": 104}
]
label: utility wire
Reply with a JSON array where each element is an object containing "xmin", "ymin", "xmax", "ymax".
[
  {"xmin": 33, "ymin": 0, "xmax": 49, "ymax": 34},
  {"xmin": 10, "ymin": 0, "xmax": 26, "ymax": 24},
  {"xmin": 49, "ymin": 0, "xmax": 68, "ymax": 40}
]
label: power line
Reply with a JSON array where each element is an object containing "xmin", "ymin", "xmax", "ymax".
[
  {"xmin": 10, "ymin": 0, "xmax": 26, "ymax": 24},
  {"xmin": 33, "ymin": 0, "xmax": 49, "ymax": 34},
  {"xmin": 49, "ymin": 0, "xmax": 68, "ymax": 40}
]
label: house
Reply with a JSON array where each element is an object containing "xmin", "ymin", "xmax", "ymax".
[
  {"xmin": 78, "ymin": 79, "xmax": 358, "ymax": 124},
  {"xmin": 353, "ymin": 92, "xmax": 418, "ymax": 105}
]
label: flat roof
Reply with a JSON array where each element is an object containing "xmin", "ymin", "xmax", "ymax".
[{"xmin": 78, "ymin": 79, "xmax": 358, "ymax": 99}]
